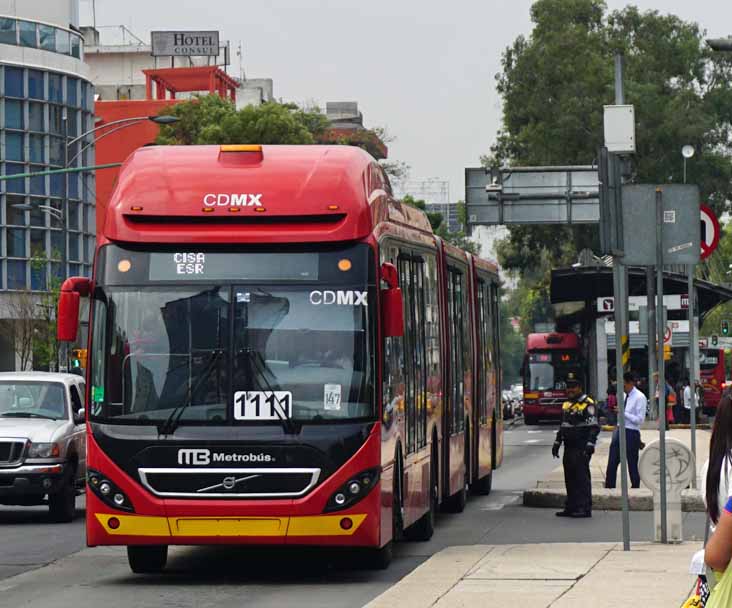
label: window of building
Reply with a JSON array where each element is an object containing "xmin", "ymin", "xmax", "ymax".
[
  {"xmin": 48, "ymin": 73, "xmax": 63, "ymax": 103},
  {"xmin": 18, "ymin": 21, "xmax": 36, "ymax": 48},
  {"xmin": 5, "ymin": 195, "xmax": 26, "ymax": 226},
  {"xmin": 68, "ymin": 174, "xmax": 79, "ymax": 199},
  {"xmin": 28, "ymin": 70, "xmax": 44, "ymax": 100},
  {"xmin": 7, "ymin": 228, "xmax": 26, "ymax": 257},
  {"xmin": 50, "ymin": 230, "xmax": 63, "ymax": 258},
  {"xmin": 50, "ymin": 173, "xmax": 64, "ymax": 198},
  {"xmin": 0, "ymin": 18, "xmax": 16, "ymax": 45},
  {"xmin": 29, "ymin": 134, "xmax": 44, "ymax": 163},
  {"xmin": 55, "ymin": 29, "xmax": 70, "ymax": 55},
  {"xmin": 30, "ymin": 262, "xmax": 47, "ymax": 291},
  {"xmin": 29, "ymin": 165, "xmax": 45, "ymax": 196},
  {"xmin": 5, "ymin": 132, "xmax": 24, "ymax": 161},
  {"xmin": 5, "ymin": 163, "xmax": 25, "ymax": 193},
  {"xmin": 66, "ymin": 78, "xmax": 78, "ymax": 107},
  {"xmin": 29, "ymin": 201, "xmax": 46, "ymax": 227},
  {"xmin": 67, "ymin": 202, "xmax": 79, "ymax": 230},
  {"xmin": 67, "ymin": 109, "xmax": 78, "ymax": 138},
  {"xmin": 30, "ymin": 228, "xmax": 45, "ymax": 255},
  {"xmin": 69, "ymin": 233, "xmax": 80, "ymax": 261},
  {"xmin": 48, "ymin": 105, "xmax": 62, "ymax": 134},
  {"xmin": 29, "ymin": 102, "xmax": 44, "ymax": 131},
  {"xmin": 49, "ymin": 137, "xmax": 64, "ymax": 166},
  {"xmin": 39, "ymin": 25, "xmax": 55, "ymax": 52},
  {"xmin": 4, "ymin": 67, "xmax": 23, "ymax": 97},
  {"xmin": 71, "ymin": 35, "xmax": 80, "ymax": 59},
  {"xmin": 4, "ymin": 99, "xmax": 22, "ymax": 129},
  {"xmin": 7, "ymin": 260, "xmax": 26, "ymax": 289}
]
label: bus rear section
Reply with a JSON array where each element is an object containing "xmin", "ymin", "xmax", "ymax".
[
  {"xmin": 56, "ymin": 144, "xmax": 503, "ymax": 574},
  {"xmin": 700, "ymin": 348, "xmax": 725, "ymax": 414},
  {"xmin": 522, "ymin": 333, "xmax": 583, "ymax": 425}
]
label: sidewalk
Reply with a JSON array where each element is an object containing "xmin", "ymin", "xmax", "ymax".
[
  {"xmin": 365, "ymin": 542, "xmax": 697, "ymax": 608},
  {"xmin": 523, "ymin": 426, "xmax": 709, "ymax": 511}
]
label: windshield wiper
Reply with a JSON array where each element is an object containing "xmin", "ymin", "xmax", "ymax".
[
  {"xmin": 239, "ymin": 348, "xmax": 297, "ymax": 435},
  {"xmin": 158, "ymin": 349, "xmax": 223, "ymax": 436},
  {"xmin": 0, "ymin": 412, "xmax": 57, "ymax": 420}
]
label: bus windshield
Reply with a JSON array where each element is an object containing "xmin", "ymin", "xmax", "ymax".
[
  {"xmin": 700, "ymin": 349, "xmax": 721, "ymax": 371},
  {"xmin": 89, "ymin": 244, "xmax": 375, "ymax": 425},
  {"xmin": 526, "ymin": 351, "xmax": 581, "ymax": 392}
]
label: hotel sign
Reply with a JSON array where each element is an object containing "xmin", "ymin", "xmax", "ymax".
[{"xmin": 151, "ymin": 31, "xmax": 220, "ymax": 57}]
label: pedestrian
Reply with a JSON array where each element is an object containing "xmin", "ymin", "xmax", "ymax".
[
  {"xmin": 654, "ymin": 372, "xmax": 676, "ymax": 428},
  {"xmin": 606, "ymin": 385, "xmax": 618, "ymax": 426},
  {"xmin": 682, "ymin": 377, "xmax": 693, "ymax": 425},
  {"xmin": 605, "ymin": 371, "xmax": 647, "ymax": 489},
  {"xmin": 703, "ymin": 395, "xmax": 732, "ymax": 590},
  {"xmin": 552, "ymin": 372, "xmax": 600, "ymax": 518}
]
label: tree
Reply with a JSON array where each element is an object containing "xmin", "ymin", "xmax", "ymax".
[
  {"xmin": 401, "ymin": 196, "xmax": 479, "ymax": 254},
  {"xmin": 1, "ymin": 292, "xmax": 37, "ymax": 371},
  {"xmin": 489, "ymin": 0, "xmax": 732, "ymax": 327}
]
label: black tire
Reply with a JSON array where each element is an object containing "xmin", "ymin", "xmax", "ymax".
[
  {"xmin": 524, "ymin": 415, "xmax": 538, "ymax": 426},
  {"xmin": 362, "ymin": 542, "xmax": 393, "ymax": 570},
  {"xmin": 48, "ymin": 468, "xmax": 76, "ymax": 523},
  {"xmin": 405, "ymin": 447, "xmax": 437, "ymax": 541},
  {"xmin": 127, "ymin": 545, "xmax": 168, "ymax": 574},
  {"xmin": 472, "ymin": 470, "xmax": 493, "ymax": 496}
]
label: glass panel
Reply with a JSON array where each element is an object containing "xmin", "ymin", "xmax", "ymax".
[
  {"xmin": 28, "ymin": 70, "xmax": 44, "ymax": 100},
  {"xmin": 49, "ymin": 105, "xmax": 62, "ymax": 134},
  {"xmin": 50, "ymin": 230, "xmax": 64, "ymax": 258},
  {"xmin": 67, "ymin": 110, "xmax": 78, "ymax": 138},
  {"xmin": 30, "ymin": 228, "xmax": 46, "ymax": 256},
  {"xmin": 7, "ymin": 260, "xmax": 27, "ymax": 289},
  {"xmin": 6, "ymin": 195, "xmax": 27, "ymax": 225},
  {"xmin": 68, "ymin": 174, "xmax": 79, "ymax": 199},
  {"xmin": 29, "ymin": 102, "xmax": 44, "ymax": 131},
  {"xmin": 0, "ymin": 18, "xmax": 16, "ymax": 45},
  {"xmin": 4, "ymin": 67, "xmax": 23, "ymax": 97},
  {"xmin": 29, "ymin": 134, "xmax": 44, "ymax": 163},
  {"xmin": 30, "ymin": 201, "xmax": 46, "ymax": 226},
  {"xmin": 29, "ymin": 165, "xmax": 45, "ymax": 195},
  {"xmin": 68, "ymin": 201, "xmax": 80, "ymax": 229},
  {"xmin": 69, "ymin": 233, "xmax": 80, "ymax": 261},
  {"xmin": 18, "ymin": 21, "xmax": 36, "ymax": 48},
  {"xmin": 66, "ymin": 78, "xmax": 78, "ymax": 107},
  {"xmin": 7, "ymin": 228, "xmax": 26, "ymax": 257},
  {"xmin": 50, "ymin": 262, "xmax": 62, "ymax": 283},
  {"xmin": 69, "ymin": 262, "xmax": 80, "ymax": 276},
  {"xmin": 49, "ymin": 137, "xmax": 64, "ymax": 166},
  {"xmin": 5, "ymin": 163, "xmax": 25, "ymax": 193},
  {"xmin": 39, "ymin": 25, "xmax": 55, "ymax": 52},
  {"xmin": 71, "ymin": 35, "xmax": 80, "ymax": 59},
  {"xmin": 50, "ymin": 173, "xmax": 64, "ymax": 197},
  {"xmin": 81, "ymin": 82, "xmax": 89, "ymax": 110},
  {"xmin": 49, "ymin": 201, "xmax": 62, "ymax": 228},
  {"xmin": 31, "ymin": 261, "xmax": 47, "ymax": 291},
  {"xmin": 56, "ymin": 29, "xmax": 70, "ymax": 55},
  {"xmin": 5, "ymin": 132, "xmax": 24, "ymax": 161},
  {"xmin": 48, "ymin": 73, "xmax": 62, "ymax": 103},
  {"xmin": 4, "ymin": 99, "xmax": 23, "ymax": 128},
  {"xmin": 87, "ymin": 205, "xmax": 96, "ymax": 231}
]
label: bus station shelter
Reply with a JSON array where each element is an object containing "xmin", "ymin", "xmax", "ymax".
[{"xmin": 550, "ymin": 263, "xmax": 732, "ymax": 400}]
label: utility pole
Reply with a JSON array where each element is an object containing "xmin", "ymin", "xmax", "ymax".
[{"xmin": 656, "ymin": 188, "xmax": 668, "ymax": 543}]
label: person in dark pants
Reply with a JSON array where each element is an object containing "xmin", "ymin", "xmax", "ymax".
[
  {"xmin": 552, "ymin": 372, "xmax": 600, "ymax": 518},
  {"xmin": 604, "ymin": 371, "xmax": 647, "ymax": 489}
]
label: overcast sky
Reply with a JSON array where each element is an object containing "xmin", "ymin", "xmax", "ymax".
[{"xmin": 81, "ymin": 0, "xmax": 732, "ymax": 202}]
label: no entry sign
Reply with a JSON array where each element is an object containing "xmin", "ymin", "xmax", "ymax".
[{"xmin": 701, "ymin": 204, "xmax": 720, "ymax": 260}]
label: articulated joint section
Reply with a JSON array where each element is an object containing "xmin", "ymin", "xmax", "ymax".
[{"xmin": 95, "ymin": 513, "xmax": 368, "ymax": 537}]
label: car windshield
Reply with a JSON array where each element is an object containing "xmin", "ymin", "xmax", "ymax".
[
  {"xmin": 527, "ymin": 352, "xmax": 582, "ymax": 391},
  {"xmin": 89, "ymin": 244, "xmax": 376, "ymax": 425},
  {"xmin": 0, "ymin": 381, "xmax": 67, "ymax": 420}
]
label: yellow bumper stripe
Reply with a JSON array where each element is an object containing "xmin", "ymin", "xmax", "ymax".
[{"xmin": 95, "ymin": 513, "xmax": 367, "ymax": 538}]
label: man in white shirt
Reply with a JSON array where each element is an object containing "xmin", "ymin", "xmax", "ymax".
[
  {"xmin": 682, "ymin": 378, "xmax": 692, "ymax": 424},
  {"xmin": 604, "ymin": 371, "xmax": 647, "ymax": 489}
]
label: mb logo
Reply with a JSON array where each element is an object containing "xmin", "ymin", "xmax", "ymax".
[{"xmin": 178, "ymin": 448, "xmax": 211, "ymax": 465}]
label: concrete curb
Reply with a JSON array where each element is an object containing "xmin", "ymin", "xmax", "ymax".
[
  {"xmin": 523, "ymin": 487, "xmax": 705, "ymax": 512},
  {"xmin": 601, "ymin": 424, "xmax": 712, "ymax": 431}
]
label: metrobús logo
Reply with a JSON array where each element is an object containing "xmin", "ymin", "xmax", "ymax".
[
  {"xmin": 177, "ymin": 448, "xmax": 274, "ymax": 466},
  {"xmin": 202, "ymin": 193, "xmax": 263, "ymax": 207}
]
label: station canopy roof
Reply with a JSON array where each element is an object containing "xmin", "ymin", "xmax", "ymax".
[{"xmin": 551, "ymin": 265, "xmax": 732, "ymax": 320}]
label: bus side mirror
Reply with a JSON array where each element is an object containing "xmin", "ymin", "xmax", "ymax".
[
  {"xmin": 380, "ymin": 263, "xmax": 404, "ymax": 338},
  {"xmin": 57, "ymin": 277, "xmax": 91, "ymax": 342}
]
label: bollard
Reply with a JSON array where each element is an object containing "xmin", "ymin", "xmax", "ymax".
[{"xmin": 639, "ymin": 438, "xmax": 695, "ymax": 543}]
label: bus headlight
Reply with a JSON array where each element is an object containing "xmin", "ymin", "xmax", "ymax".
[
  {"xmin": 324, "ymin": 468, "xmax": 379, "ymax": 513},
  {"xmin": 88, "ymin": 469, "xmax": 134, "ymax": 512}
]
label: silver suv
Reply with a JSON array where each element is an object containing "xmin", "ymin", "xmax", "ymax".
[{"xmin": 0, "ymin": 372, "xmax": 86, "ymax": 522}]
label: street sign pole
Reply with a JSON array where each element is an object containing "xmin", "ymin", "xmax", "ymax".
[
  {"xmin": 688, "ymin": 266, "xmax": 697, "ymax": 488},
  {"xmin": 656, "ymin": 188, "xmax": 668, "ymax": 543},
  {"xmin": 647, "ymin": 268, "xmax": 657, "ymax": 420}
]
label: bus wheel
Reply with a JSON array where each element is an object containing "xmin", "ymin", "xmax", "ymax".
[
  {"xmin": 472, "ymin": 470, "xmax": 492, "ymax": 496},
  {"xmin": 127, "ymin": 545, "xmax": 168, "ymax": 574},
  {"xmin": 405, "ymin": 446, "xmax": 436, "ymax": 541}
]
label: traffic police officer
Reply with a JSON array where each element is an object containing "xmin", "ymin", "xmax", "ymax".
[{"xmin": 551, "ymin": 372, "xmax": 600, "ymax": 518}]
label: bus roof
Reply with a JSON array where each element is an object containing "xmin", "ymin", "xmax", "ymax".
[
  {"xmin": 526, "ymin": 332, "xmax": 580, "ymax": 351},
  {"xmin": 105, "ymin": 145, "xmax": 393, "ymax": 245}
]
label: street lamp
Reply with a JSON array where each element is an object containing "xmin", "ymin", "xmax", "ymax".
[{"xmin": 681, "ymin": 145, "xmax": 694, "ymax": 184}]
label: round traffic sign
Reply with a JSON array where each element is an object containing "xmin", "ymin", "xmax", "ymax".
[
  {"xmin": 664, "ymin": 326, "xmax": 672, "ymax": 344},
  {"xmin": 701, "ymin": 204, "xmax": 720, "ymax": 260}
]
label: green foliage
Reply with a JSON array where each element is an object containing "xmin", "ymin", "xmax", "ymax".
[
  {"xmin": 401, "ymin": 196, "xmax": 479, "ymax": 254},
  {"xmin": 499, "ymin": 299, "xmax": 526, "ymax": 387},
  {"xmin": 489, "ymin": 0, "xmax": 732, "ymax": 329},
  {"xmin": 30, "ymin": 249, "xmax": 61, "ymax": 371}
]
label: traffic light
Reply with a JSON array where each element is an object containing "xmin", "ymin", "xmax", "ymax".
[
  {"xmin": 723, "ymin": 320, "xmax": 730, "ymax": 336},
  {"xmin": 71, "ymin": 348, "xmax": 87, "ymax": 370},
  {"xmin": 663, "ymin": 344, "xmax": 672, "ymax": 361},
  {"xmin": 713, "ymin": 335, "xmax": 719, "ymax": 346}
]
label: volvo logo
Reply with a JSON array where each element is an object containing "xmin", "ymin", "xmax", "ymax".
[
  {"xmin": 222, "ymin": 476, "xmax": 236, "ymax": 490},
  {"xmin": 196, "ymin": 474, "xmax": 261, "ymax": 494}
]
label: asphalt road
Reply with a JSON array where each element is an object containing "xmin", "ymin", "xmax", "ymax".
[{"xmin": 0, "ymin": 422, "xmax": 707, "ymax": 607}]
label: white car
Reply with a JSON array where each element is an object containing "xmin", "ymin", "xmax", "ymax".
[{"xmin": 0, "ymin": 372, "xmax": 86, "ymax": 522}]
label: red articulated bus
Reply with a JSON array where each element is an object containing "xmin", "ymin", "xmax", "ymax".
[
  {"xmin": 700, "ymin": 347, "xmax": 725, "ymax": 414},
  {"xmin": 522, "ymin": 332, "xmax": 583, "ymax": 425},
  {"xmin": 57, "ymin": 144, "xmax": 502, "ymax": 574}
]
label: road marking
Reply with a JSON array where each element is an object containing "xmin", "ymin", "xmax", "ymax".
[
  {"xmin": 527, "ymin": 430, "xmax": 543, "ymax": 434},
  {"xmin": 480, "ymin": 495, "xmax": 521, "ymax": 511},
  {"xmin": 526, "ymin": 439, "xmax": 540, "ymax": 444}
]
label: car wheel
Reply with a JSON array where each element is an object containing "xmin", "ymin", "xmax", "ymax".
[
  {"xmin": 524, "ymin": 415, "xmax": 538, "ymax": 426},
  {"xmin": 49, "ymin": 469, "xmax": 76, "ymax": 523},
  {"xmin": 127, "ymin": 546, "xmax": 168, "ymax": 574}
]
